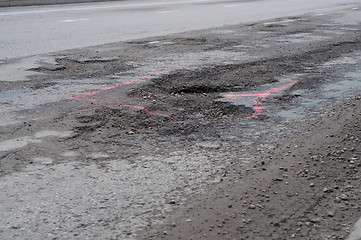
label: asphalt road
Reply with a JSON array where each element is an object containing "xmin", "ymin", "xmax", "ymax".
[
  {"xmin": 0, "ymin": 1, "xmax": 361, "ymax": 239},
  {"xmin": 0, "ymin": 0, "xmax": 359, "ymax": 59}
]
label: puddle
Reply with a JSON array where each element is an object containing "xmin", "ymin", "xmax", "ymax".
[
  {"xmin": 322, "ymin": 66, "xmax": 361, "ymax": 98},
  {"xmin": 0, "ymin": 89, "xmax": 27, "ymax": 102},
  {"xmin": 213, "ymin": 67, "xmax": 356, "ymax": 121},
  {"xmin": 344, "ymin": 69, "xmax": 361, "ymax": 79},
  {"xmin": 340, "ymin": 21, "xmax": 360, "ymax": 26},
  {"xmin": 291, "ymin": 67, "xmax": 361, "ymax": 117},
  {"xmin": 322, "ymin": 80, "xmax": 361, "ymax": 98}
]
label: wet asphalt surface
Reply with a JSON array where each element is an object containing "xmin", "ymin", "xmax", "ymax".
[{"xmin": 0, "ymin": 5, "xmax": 361, "ymax": 240}]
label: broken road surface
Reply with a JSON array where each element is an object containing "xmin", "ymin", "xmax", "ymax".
[{"xmin": 0, "ymin": 2, "xmax": 360, "ymax": 240}]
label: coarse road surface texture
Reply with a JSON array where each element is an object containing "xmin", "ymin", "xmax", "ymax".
[{"xmin": 0, "ymin": 0, "xmax": 361, "ymax": 240}]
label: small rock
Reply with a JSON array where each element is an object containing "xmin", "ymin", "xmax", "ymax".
[
  {"xmin": 310, "ymin": 183, "xmax": 315, "ymax": 187},
  {"xmin": 311, "ymin": 217, "xmax": 321, "ymax": 223},
  {"xmin": 249, "ymin": 204, "xmax": 256, "ymax": 209},
  {"xmin": 243, "ymin": 219, "xmax": 252, "ymax": 224},
  {"xmin": 339, "ymin": 194, "xmax": 348, "ymax": 201},
  {"xmin": 273, "ymin": 178, "xmax": 283, "ymax": 182}
]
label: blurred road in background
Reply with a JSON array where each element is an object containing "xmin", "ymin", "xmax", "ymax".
[{"xmin": 0, "ymin": 0, "xmax": 359, "ymax": 59}]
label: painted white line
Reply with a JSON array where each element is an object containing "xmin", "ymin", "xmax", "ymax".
[
  {"xmin": 58, "ymin": 18, "xmax": 89, "ymax": 23},
  {"xmin": 0, "ymin": 0, "xmax": 210, "ymax": 16}
]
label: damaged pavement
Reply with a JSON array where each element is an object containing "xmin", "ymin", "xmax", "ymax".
[{"xmin": 0, "ymin": 5, "xmax": 361, "ymax": 240}]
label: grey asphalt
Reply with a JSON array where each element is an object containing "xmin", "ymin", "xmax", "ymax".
[
  {"xmin": 0, "ymin": 0, "xmax": 359, "ymax": 60},
  {"xmin": 0, "ymin": 1, "xmax": 361, "ymax": 239}
]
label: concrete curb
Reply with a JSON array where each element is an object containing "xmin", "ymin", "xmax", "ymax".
[{"xmin": 0, "ymin": 0, "xmax": 120, "ymax": 7}]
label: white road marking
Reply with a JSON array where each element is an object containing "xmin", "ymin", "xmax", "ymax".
[
  {"xmin": 58, "ymin": 18, "xmax": 89, "ymax": 23},
  {"xmin": 0, "ymin": 0, "xmax": 210, "ymax": 16}
]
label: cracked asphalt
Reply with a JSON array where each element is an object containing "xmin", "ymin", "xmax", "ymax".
[{"xmin": 0, "ymin": 5, "xmax": 361, "ymax": 240}]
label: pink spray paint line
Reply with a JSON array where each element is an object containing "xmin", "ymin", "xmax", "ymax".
[
  {"xmin": 68, "ymin": 71, "xmax": 169, "ymax": 100},
  {"xmin": 68, "ymin": 70, "xmax": 298, "ymax": 121},
  {"xmin": 224, "ymin": 81, "xmax": 298, "ymax": 119},
  {"xmin": 68, "ymin": 71, "xmax": 174, "ymax": 120},
  {"xmin": 182, "ymin": 80, "xmax": 298, "ymax": 122},
  {"xmin": 119, "ymin": 104, "xmax": 174, "ymax": 120}
]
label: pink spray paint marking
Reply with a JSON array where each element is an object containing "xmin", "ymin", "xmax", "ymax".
[
  {"xmin": 224, "ymin": 81, "xmax": 298, "ymax": 119},
  {"xmin": 68, "ymin": 71, "xmax": 174, "ymax": 120},
  {"xmin": 68, "ymin": 71, "xmax": 169, "ymax": 100},
  {"xmin": 68, "ymin": 70, "xmax": 298, "ymax": 121}
]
